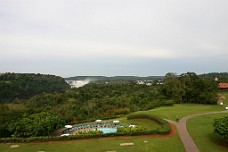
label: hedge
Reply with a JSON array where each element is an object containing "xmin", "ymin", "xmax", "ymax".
[
  {"xmin": 127, "ymin": 113, "xmax": 170, "ymax": 134},
  {"xmin": 145, "ymin": 100, "xmax": 174, "ymax": 110},
  {"xmin": 0, "ymin": 113, "xmax": 170, "ymax": 143}
]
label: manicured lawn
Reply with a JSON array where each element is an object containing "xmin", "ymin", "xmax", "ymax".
[
  {"xmin": 187, "ymin": 113, "xmax": 228, "ymax": 152},
  {"xmin": 120, "ymin": 119, "xmax": 161, "ymax": 130},
  {"xmin": 133, "ymin": 104, "xmax": 224, "ymax": 121},
  {"xmin": 0, "ymin": 133, "xmax": 185, "ymax": 152},
  {"xmin": 2, "ymin": 94, "xmax": 228, "ymax": 152}
]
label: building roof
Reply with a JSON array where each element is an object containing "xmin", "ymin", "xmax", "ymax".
[{"xmin": 218, "ymin": 83, "xmax": 228, "ymax": 89}]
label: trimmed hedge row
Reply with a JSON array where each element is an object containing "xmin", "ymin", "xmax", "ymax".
[
  {"xmin": 0, "ymin": 132, "xmax": 124, "ymax": 143},
  {"xmin": 145, "ymin": 100, "xmax": 174, "ymax": 110},
  {"xmin": 127, "ymin": 112, "xmax": 170, "ymax": 134},
  {"xmin": 0, "ymin": 113, "xmax": 170, "ymax": 143}
]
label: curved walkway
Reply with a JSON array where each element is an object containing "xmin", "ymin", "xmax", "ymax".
[{"xmin": 167, "ymin": 110, "xmax": 228, "ymax": 152}]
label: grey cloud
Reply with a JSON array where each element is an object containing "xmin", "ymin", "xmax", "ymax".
[{"xmin": 0, "ymin": 0, "xmax": 228, "ymax": 76}]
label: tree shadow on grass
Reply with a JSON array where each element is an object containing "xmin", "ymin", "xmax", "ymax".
[{"xmin": 207, "ymin": 133, "xmax": 228, "ymax": 148}]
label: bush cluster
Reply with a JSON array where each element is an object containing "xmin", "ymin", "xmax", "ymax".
[
  {"xmin": 145, "ymin": 100, "xmax": 173, "ymax": 110},
  {"xmin": 213, "ymin": 116, "xmax": 228, "ymax": 139},
  {"xmin": 0, "ymin": 113, "xmax": 170, "ymax": 143},
  {"xmin": 127, "ymin": 113, "xmax": 170, "ymax": 134}
]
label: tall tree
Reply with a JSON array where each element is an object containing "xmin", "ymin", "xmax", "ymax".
[
  {"xmin": 8, "ymin": 112, "xmax": 65, "ymax": 137},
  {"xmin": 161, "ymin": 73, "xmax": 185, "ymax": 103},
  {"xmin": 162, "ymin": 72, "xmax": 217, "ymax": 104}
]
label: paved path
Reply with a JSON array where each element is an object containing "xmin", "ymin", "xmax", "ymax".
[{"xmin": 167, "ymin": 110, "xmax": 228, "ymax": 152}]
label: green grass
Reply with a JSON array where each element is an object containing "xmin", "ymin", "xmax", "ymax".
[
  {"xmin": 0, "ymin": 112, "xmax": 184, "ymax": 152},
  {"xmin": 2, "ymin": 93, "xmax": 228, "ymax": 152},
  {"xmin": 187, "ymin": 113, "xmax": 228, "ymax": 152},
  {"xmin": 0, "ymin": 133, "xmax": 185, "ymax": 152},
  {"xmin": 132, "ymin": 104, "xmax": 224, "ymax": 121},
  {"xmin": 120, "ymin": 119, "xmax": 161, "ymax": 130}
]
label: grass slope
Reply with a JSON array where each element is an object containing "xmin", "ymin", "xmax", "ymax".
[
  {"xmin": 134, "ymin": 104, "xmax": 225, "ymax": 121},
  {"xmin": 187, "ymin": 114, "xmax": 228, "ymax": 152},
  {"xmin": 2, "ymin": 93, "xmax": 228, "ymax": 152},
  {"xmin": 0, "ymin": 116, "xmax": 183, "ymax": 152},
  {"xmin": 120, "ymin": 119, "xmax": 161, "ymax": 130},
  {"xmin": 0, "ymin": 134, "xmax": 185, "ymax": 152}
]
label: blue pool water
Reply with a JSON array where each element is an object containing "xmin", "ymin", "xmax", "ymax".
[{"xmin": 94, "ymin": 128, "xmax": 117, "ymax": 134}]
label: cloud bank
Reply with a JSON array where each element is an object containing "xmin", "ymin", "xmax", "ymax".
[{"xmin": 0, "ymin": 0, "xmax": 228, "ymax": 76}]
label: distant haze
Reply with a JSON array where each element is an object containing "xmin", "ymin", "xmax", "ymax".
[
  {"xmin": 72, "ymin": 80, "xmax": 91, "ymax": 88},
  {"xmin": 0, "ymin": 0, "xmax": 228, "ymax": 77},
  {"xmin": 66, "ymin": 80, "xmax": 91, "ymax": 88}
]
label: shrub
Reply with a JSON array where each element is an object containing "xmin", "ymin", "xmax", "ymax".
[
  {"xmin": 127, "ymin": 113, "xmax": 170, "ymax": 134},
  {"xmin": 78, "ymin": 129, "xmax": 103, "ymax": 135},
  {"xmin": 0, "ymin": 113, "xmax": 170, "ymax": 143},
  {"xmin": 213, "ymin": 116, "xmax": 228, "ymax": 139},
  {"xmin": 117, "ymin": 126, "xmax": 145, "ymax": 133},
  {"xmin": 145, "ymin": 100, "xmax": 173, "ymax": 110},
  {"xmin": 114, "ymin": 108, "xmax": 130, "ymax": 115}
]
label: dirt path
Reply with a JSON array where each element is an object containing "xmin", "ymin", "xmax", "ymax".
[{"xmin": 167, "ymin": 110, "xmax": 228, "ymax": 152}]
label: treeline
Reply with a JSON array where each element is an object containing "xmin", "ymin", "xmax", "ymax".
[
  {"xmin": 25, "ymin": 82, "xmax": 168, "ymax": 121},
  {"xmin": 0, "ymin": 73, "xmax": 70, "ymax": 103},
  {"xmin": 66, "ymin": 76, "xmax": 164, "ymax": 82},
  {"xmin": 200, "ymin": 72, "xmax": 228, "ymax": 82},
  {"xmin": 0, "ymin": 82, "xmax": 172, "ymax": 138},
  {"xmin": 161, "ymin": 72, "xmax": 218, "ymax": 104},
  {"xmin": 0, "ymin": 72, "xmax": 219, "ymax": 138}
]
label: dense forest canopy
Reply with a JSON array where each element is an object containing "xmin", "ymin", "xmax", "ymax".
[
  {"xmin": 0, "ymin": 72, "xmax": 225, "ymax": 138},
  {"xmin": 0, "ymin": 73, "xmax": 70, "ymax": 103},
  {"xmin": 199, "ymin": 72, "xmax": 228, "ymax": 82},
  {"xmin": 161, "ymin": 72, "xmax": 218, "ymax": 104}
]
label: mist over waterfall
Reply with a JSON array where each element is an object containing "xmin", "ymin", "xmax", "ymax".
[{"xmin": 65, "ymin": 79, "xmax": 91, "ymax": 88}]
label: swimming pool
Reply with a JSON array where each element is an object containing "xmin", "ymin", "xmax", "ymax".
[{"xmin": 93, "ymin": 128, "xmax": 117, "ymax": 134}]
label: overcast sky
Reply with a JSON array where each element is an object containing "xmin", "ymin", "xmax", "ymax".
[{"xmin": 0, "ymin": 0, "xmax": 227, "ymax": 77}]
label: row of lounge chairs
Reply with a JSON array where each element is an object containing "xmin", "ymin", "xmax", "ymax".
[{"xmin": 63, "ymin": 123, "xmax": 124, "ymax": 134}]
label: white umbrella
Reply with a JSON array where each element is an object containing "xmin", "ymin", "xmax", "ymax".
[
  {"xmin": 113, "ymin": 120, "xmax": 119, "ymax": 123},
  {"xmin": 61, "ymin": 133, "xmax": 70, "ymax": 136},
  {"xmin": 65, "ymin": 125, "xmax": 73, "ymax": 128},
  {"xmin": 95, "ymin": 120, "xmax": 102, "ymax": 123},
  {"xmin": 129, "ymin": 124, "xmax": 137, "ymax": 128}
]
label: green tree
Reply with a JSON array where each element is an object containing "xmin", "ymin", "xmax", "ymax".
[
  {"xmin": 213, "ymin": 116, "xmax": 228, "ymax": 139},
  {"xmin": 162, "ymin": 72, "xmax": 217, "ymax": 104},
  {"xmin": 161, "ymin": 73, "xmax": 185, "ymax": 103},
  {"xmin": 8, "ymin": 112, "xmax": 65, "ymax": 137},
  {"xmin": 0, "ymin": 73, "xmax": 70, "ymax": 103},
  {"xmin": 0, "ymin": 104, "xmax": 24, "ymax": 137},
  {"xmin": 180, "ymin": 72, "xmax": 217, "ymax": 104}
]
